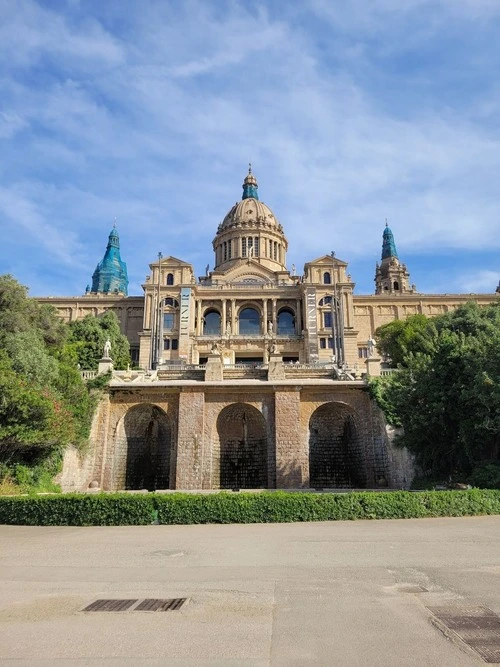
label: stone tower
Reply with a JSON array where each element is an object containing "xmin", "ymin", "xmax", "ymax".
[
  {"xmin": 374, "ymin": 222, "xmax": 414, "ymax": 294},
  {"xmin": 90, "ymin": 225, "xmax": 129, "ymax": 296}
]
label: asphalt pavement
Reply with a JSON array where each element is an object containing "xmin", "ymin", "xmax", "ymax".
[{"xmin": 0, "ymin": 516, "xmax": 499, "ymax": 665}]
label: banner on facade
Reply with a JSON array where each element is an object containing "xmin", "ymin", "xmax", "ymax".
[
  {"xmin": 305, "ymin": 287, "xmax": 319, "ymax": 363},
  {"xmin": 179, "ymin": 287, "xmax": 191, "ymax": 360}
]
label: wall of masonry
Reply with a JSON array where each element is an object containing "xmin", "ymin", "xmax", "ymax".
[{"xmin": 59, "ymin": 383, "xmax": 411, "ymax": 492}]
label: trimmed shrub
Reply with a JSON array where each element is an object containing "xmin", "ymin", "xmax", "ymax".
[
  {"xmin": 0, "ymin": 489, "xmax": 499, "ymax": 526},
  {"xmin": 0, "ymin": 493, "xmax": 155, "ymax": 526}
]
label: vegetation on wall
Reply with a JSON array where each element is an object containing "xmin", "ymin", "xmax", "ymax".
[
  {"xmin": 371, "ymin": 302, "xmax": 500, "ymax": 487},
  {"xmin": 0, "ymin": 274, "xmax": 129, "ymax": 494}
]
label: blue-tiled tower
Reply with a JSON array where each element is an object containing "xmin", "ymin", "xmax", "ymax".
[
  {"xmin": 375, "ymin": 221, "xmax": 414, "ymax": 294},
  {"xmin": 381, "ymin": 222, "xmax": 398, "ymax": 260},
  {"xmin": 90, "ymin": 225, "xmax": 128, "ymax": 295}
]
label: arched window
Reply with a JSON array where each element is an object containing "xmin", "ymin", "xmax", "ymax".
[
  {"xmin": 323, "ymin": 272, "xmax": 331, "ymax": 284},
  {"xmin": 238, "ymin": 307, "xmax": 260, "ymax": 335},
  {"xmin": 318, "ymin": 296, "xmax": 333, "ymax": 306},
  {"xmin": 393, "ymin": 281, "xmax": 400, "ymax": 291},
  {"xmin": 277, "ymin": 309, "xmax": 295, "ymax": 335},
  {"xmin": 203, "ymin": 310, "xmax": 221, "ymax": 335},
  {"xmin": 166, "ymin": 273, "xmax": 174, "ymax": 285},
  {"xmin": 164, "ymin": 297, "xmax": 179, "ymax": 308}
]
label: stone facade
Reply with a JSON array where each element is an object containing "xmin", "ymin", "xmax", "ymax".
[
  {"xmin": 62, "ymin": 379, "xmax": 404, "ymax": 492},
  {"xmin": 44, "ymin": 168, "xmax": 496, "ymax": 491}
]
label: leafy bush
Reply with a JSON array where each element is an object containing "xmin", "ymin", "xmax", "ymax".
[
  {"xmin": 468, "ymin": 462, "xmax": 500, "ymax": 490},
  {"xmin": 0, "ymin": 489, "xmax": 498, "ymax": 526}
]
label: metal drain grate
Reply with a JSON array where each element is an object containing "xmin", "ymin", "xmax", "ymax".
[
  {"xmin": 428, "ymin": 605, "xmax": 500, "ymax": 663},
  {"xmin": 83, "ymin": 599, "xmax": 138, "ymax": 612},
  {"xmin": 135, "ymin": 598, "xmax": 187, "ymax": 612}
]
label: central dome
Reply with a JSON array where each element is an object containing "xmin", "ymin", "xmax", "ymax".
[
  {"xmin": 212, "ymin": 167, "xmax": 288, "ymax": 273},
  {"xmin": 217, "ymin": 166, "xmax": 283, "ymax": 234},
  {"xmin": 219, "ymin": 197, "xmax": 280, "ymax": 232}
]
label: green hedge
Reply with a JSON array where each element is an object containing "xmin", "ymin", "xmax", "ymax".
[{"xmin": 0, "ymin": 489, "xmax": 499, "ymax": 526}]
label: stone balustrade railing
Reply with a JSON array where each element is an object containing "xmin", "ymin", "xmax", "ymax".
[
  {"xmin": 107, "ymin": 363, "xmax": 362, "ymax": 384},
  {"xmin": 80, "ymin": 370, "xmax": 97, "ymax": 380}
]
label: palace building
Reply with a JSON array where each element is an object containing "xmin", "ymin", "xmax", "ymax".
[{"xmin": 41, "ymin": 168, "xmax": 498, "ymax": 493}]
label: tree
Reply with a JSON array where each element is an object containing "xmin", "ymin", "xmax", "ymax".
[
  {"xmin": 374, "ymin": 313, "xmax": 434, "ymax": 366},
  {"xmin": 0, "ymin": 275, "xmax": 106, "ymax": 489},
  {"xmin": 67, "ymin": 311, "xmax": 130, "ymax": 370},
  {"xmin": 0, "ymin": 353, "xmax": 75, "ymax": 458},
  {"xmin": 371, "ymin": 302, "xmax": 500, "ymax": 482}
]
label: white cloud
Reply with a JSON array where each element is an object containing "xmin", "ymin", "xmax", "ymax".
[
  {"xmin": 457, "ymin": 270, "xmax": 500, "ymax": 294},
  {"xmin": 0, "ymin": 0, "xmax": 499, "ymax": 296}
]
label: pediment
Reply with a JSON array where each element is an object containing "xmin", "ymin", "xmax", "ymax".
[
  {"xmin": 218, "ymin": 260, "xmax": 279, "ymax": 283},
  {"xmin": 305, "ymin": 254, "xmax": 348, "ymax": 267},
  {"xmin": 150, "ymin": 255, "xmax": 192, "ymax": 268}
]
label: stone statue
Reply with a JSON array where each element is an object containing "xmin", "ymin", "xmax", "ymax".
[
  {"xmin": 226, "ymin": 322, "xmax": 231, "ymax": 336},
  {"xmin": 367, "ymin": 337, "xmax": 376, "ymax": 358},
  {"xmin": 291, "ymin": 264, "xmax": 296, "ymax": 276},
  {"xmin": 103, "ymin": 338, "xmax": 112, "ymax": 359},
  {"xmin": 205, "ymin": 264, "xmax": 210, "ymax": 276},
  {"xmin": 268, "ymin": 321, "xmax": 273, "ymax": 334}
]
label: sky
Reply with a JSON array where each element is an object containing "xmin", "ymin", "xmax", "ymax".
[{"xmin": 1, "ymin": 0, "xmax": 500, "ymax": 297}]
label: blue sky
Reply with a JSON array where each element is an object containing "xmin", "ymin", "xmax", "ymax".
[{"xmin": 1, "ymin": 0, "xmax": 500, "ymax": 296}]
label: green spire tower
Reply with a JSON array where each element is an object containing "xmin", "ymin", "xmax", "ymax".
[
  {"xmin": 90, "ymin": 225, "xmax": 129, "ymax": 295},
  {"xmin": 374, "ymin": 221, "xmax": 414, "ymax": 295}
]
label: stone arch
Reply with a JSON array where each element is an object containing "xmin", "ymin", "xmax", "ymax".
[
  {"xmin": 203, "ymin": 308, "xmax": 221, "ymax": 335},
  {"xmin": 118, "ymin": 404, "xmax": 172, "ymax": 490},
  {"xmin": 238, "ymin": 306, "xmax": 261, "ymax": 335},
  {"xmin": 308, "ymin": 402, "xmax": 366, "ymax": 489},
  {"xmin": 215, "ymin": 403, "xmax": 267, "ymax": 489},
  {"xmin": 277, "ymin": 307, "xmax": 295, "ymax": 335}
]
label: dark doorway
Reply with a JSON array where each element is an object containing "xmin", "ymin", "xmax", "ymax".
[
  {"xmin": 123, "ymin": 404, "xmax": 171, "ymax": 490},
  {"xmin": 216, "ymin": 403, "xmax": 267, "ymax": 489},
  {"xmin": 309, "ymin": 403, "xmax": 366, "ymax": 488}
]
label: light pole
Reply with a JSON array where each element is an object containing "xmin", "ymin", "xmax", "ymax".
[
  {"xmin": 150, "ymin": 251, "xmax": 163, "ymax": 370},
  {"xmin": 330, "ymin": 251, "xmax": 345, "ymax": 366}
]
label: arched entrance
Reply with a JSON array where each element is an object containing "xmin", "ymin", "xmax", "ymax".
[
  {"xmin": 309, "ymin": 402, "xmax": 366, "ymax": 488},
  {"xmin": 216, "ymin": 404, "xmax": 267, "ymax": 489},
  {"xmin": 122, "ymin": 404, "xmax": 171, "ymax": 490}
]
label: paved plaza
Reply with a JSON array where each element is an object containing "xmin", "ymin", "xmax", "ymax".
[{"xmin": 0, "ymin": 516, "xmax": 499, "ymax": 665}]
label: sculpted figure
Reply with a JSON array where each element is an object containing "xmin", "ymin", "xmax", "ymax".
[
  {"xmin": 367, "ymin": 337, "xmax": 376, "ymax": 358},
  {"xmin": 103, "ymin": 338, "xmax": 112, "ymax": 358}
]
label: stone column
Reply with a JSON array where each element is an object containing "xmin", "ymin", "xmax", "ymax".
[
  {"xmin": 197, "ymin": 300, "xmax": 202, "ymax": 335},
  {"xmin": 263, "ymin": 299, "xmax": 268, "ymax": 331},
  {"xmin": 222, "ymin": 299, "xmax": 227, "ymax": 331},
  {"xmin": 296, "ymin": 298, "xmax": 302, "ymax": 334},
  {"xmin": 231, "ymin": 298, "xmax": 236, "ymax": 334},
  {"xmin": 274, "ymin": 388, "xmax": 307, "ymax": 488},
  {"xmin": 175, "ymin": 389, "xmax": 205, "ymax": 489},
  {"xmin": 272, "ymin": 299, "xmax": 277, "ymax": 332}
]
